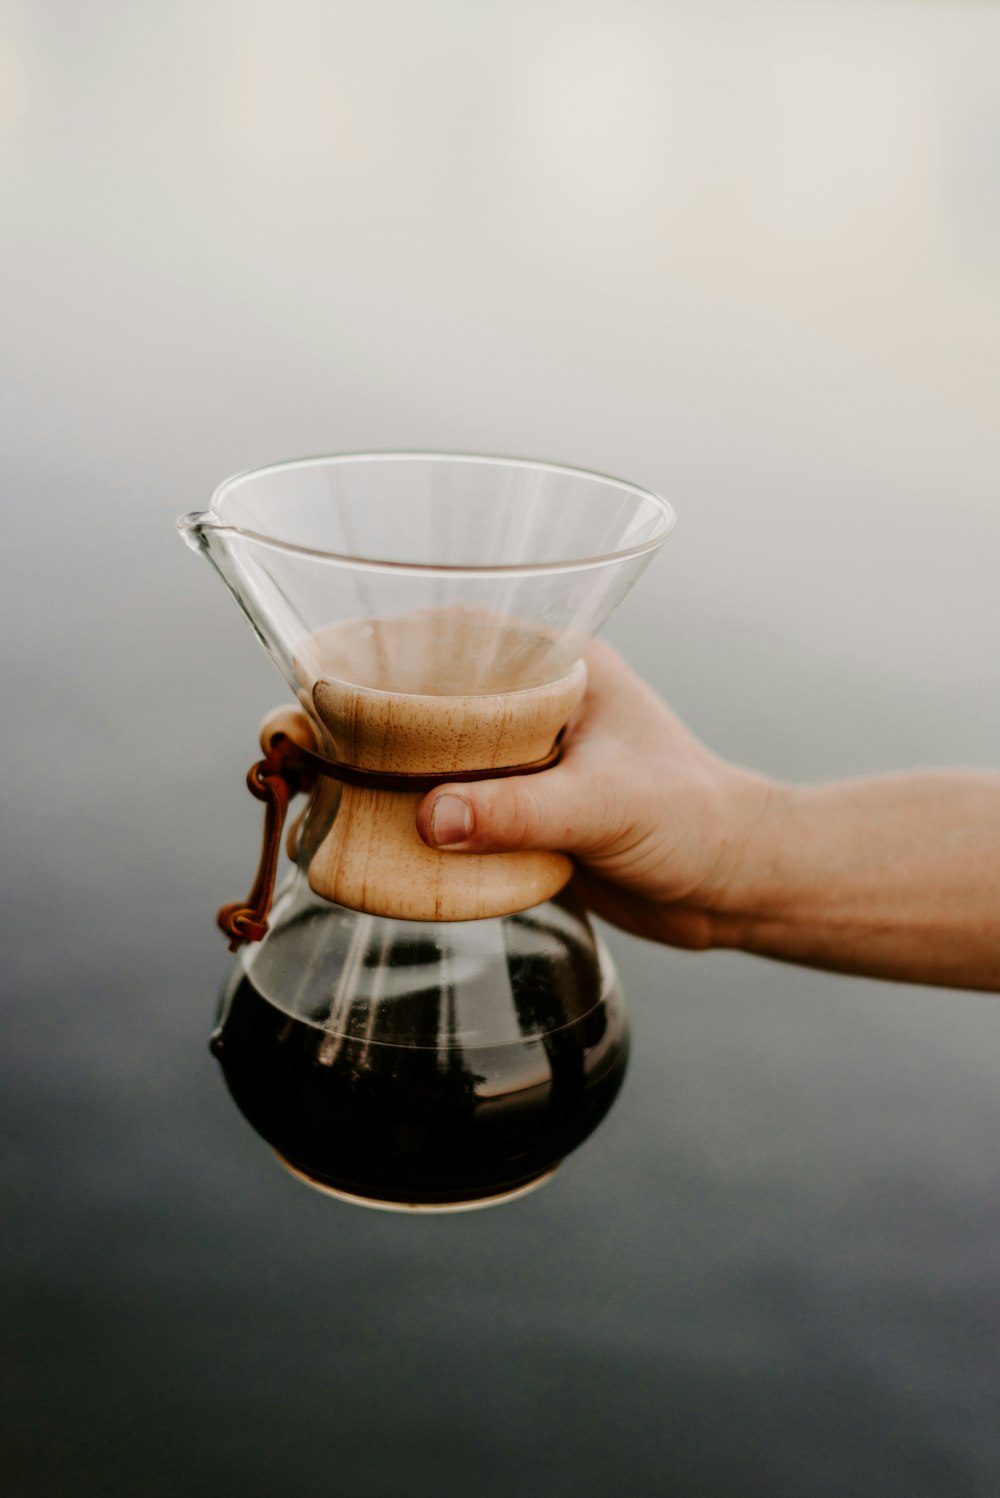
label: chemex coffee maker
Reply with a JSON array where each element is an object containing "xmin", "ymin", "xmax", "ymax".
[{"xmin": 179, "ymin": 453, "xmax": 674, "ymax": 1211}]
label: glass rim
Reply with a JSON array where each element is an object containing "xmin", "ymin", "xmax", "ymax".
[{"xmin": 179, "ymin": 450, "xmax": 676, "ymax": 576}]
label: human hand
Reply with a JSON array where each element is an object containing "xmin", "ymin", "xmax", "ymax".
[{"xmin": 416, "ymin": 640, "xmax": 774, "ymax": 949}]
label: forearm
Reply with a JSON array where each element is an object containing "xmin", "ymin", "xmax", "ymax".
[{"xmin": 709, "ymin": 772, "xmax": 1000, "ymax": 991}]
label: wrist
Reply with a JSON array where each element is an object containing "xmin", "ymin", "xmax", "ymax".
[{"xmin": 699, "ymin": 766, "xmax": 791, "ymax": 945}]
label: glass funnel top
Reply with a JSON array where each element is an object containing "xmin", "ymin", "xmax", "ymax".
[
  {"xmin": 178, "ymin": 452, "xmax": 675, "ymax": 698},
  {"xmin": 190, "ymin": 452, "xmax": 673, "ymax": 570}
]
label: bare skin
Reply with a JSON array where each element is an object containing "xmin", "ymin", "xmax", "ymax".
[{"xmin": 416, "ymin": 640, "xmax": 1000, "ymax": 993}]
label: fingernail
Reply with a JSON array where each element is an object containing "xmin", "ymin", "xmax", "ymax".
[{"xmin": 431, "ymin": 793, "xmax": 472, "ymax": 847}]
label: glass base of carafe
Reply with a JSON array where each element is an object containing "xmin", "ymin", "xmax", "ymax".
[{"xmin": 273, "ymin": 1151, "xmax": 559, "ymax": 1212}]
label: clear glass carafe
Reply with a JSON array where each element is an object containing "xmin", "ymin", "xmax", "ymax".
[
  {"xmin": 211, "ymin": 874, "xmax": 628, "ymax": 1209},
  {"xmin": 179, "ymin": 453, "xmax": 674, "ymax": 1209}
]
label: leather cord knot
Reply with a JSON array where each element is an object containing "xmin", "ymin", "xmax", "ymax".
[
  {"xmin": 216, "ymin": 731, "xmax": 563, "ymax": 949},
  {"xmin": 216, "ymin": 737, "xmax": 317, "ymax": 951}
]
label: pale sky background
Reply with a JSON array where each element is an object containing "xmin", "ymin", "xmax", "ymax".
[{"xmin": 3, "ymin": 0, "xmax": 998, "ymax": 788}]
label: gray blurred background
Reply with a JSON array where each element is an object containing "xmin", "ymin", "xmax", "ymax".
[{"xmin": 2, "ymin": 2, "xmax": 999, "ymax": 1494}]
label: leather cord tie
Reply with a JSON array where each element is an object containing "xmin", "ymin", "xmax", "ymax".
[
  {"xmin": 216, "ymin": 731, "xmax": 563, "ymax": 950},
  {"xmin": 216, "ymin": 736, "xmax": 317, "ymax": 952}
]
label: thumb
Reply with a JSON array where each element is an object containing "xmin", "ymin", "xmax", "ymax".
[{"xmin": 416, "ymin": 767, "xmax": 605, "ymax": 856}]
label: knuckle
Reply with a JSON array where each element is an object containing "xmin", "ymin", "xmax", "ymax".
[{"xmin": 489, "ymin": 780, "xmax": 542, "ymax": 848}]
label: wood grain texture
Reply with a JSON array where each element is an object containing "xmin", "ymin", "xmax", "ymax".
[
  {"xmin": 305, "ymin": 656, "xmax": 586, "ymax": 921},
  {"xmin": 258, "ymin": 706, "xmax": 318, "ymax": 756}
]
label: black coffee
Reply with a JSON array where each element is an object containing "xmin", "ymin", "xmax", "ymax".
[{"xmin": 210, "ymin": 955, "xmax": 628, "ymax": 1208}]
